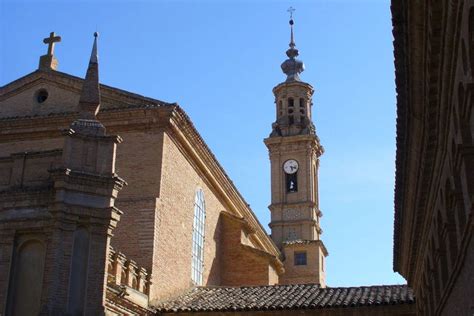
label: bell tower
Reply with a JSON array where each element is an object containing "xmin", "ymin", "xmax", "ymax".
[{"xmin": 264, "ymin": 10, "xmax": 328, "ymax": 286}]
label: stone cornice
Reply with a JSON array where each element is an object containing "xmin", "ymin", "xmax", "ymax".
[
  {"xmin": 0, "ymin": 106, "xmax": 168, "ymax": 142},
  {"xmin": 269, "ymin": 201, "xmax": 319, "ymax": 210},
  {"xmin": 268, "ymin": 219, "xmax": 319, "ymax": 228},
  {"xmin": 272, "ymin": 80, "xmax": 314, "ymax": 96},
  {"xmin": 264, "ymin": 134, "xmax": 324, "ymax": 157},
  {"xmin": 283, "ymin": 239, "xmax": 329, "ymax": 256},
  {"xmin": 391, "ymin": 0, "xmax": 411, "ymax": 278},
  {"xmin": 50, "ymin": 168, "xmax": 127, "ymax": 192}
]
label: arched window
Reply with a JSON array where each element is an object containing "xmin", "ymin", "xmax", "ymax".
[
  {"xmin": 7, "ymin": 239, "xmax": 46, "ymax": 316},
  {"xmin": 299, "ymin": 98, "xmax": 306, "ymax": 116},
  {"xmin": 68, "ymin": 227, "xmax": 90, "ymax": 315},
  {"xmin": 288, "ymin": 98, "xmax": 294, "ymax": 108},
  {"xmin": 191, "ymin": 189, "xmax": 206, "ymax": 285},
  {"xmin": 299, "ymin": 98, "xmax": 305, "ymax": 108},
  {"xmin": 286, "ymin": 172, "xmax": 298, "ymax": 192}
]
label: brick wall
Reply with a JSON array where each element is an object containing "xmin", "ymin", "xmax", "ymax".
[
  {"xmin": 111, "ymin": 131, "xmax": 165, "ymax": 271},
  {"xmin": 1, "ymin": 79, "xmax": 283, "ymax": 309},
  {"xmin": 150, "ymin": 131, "xmax": 225, "ymax": 302},
  {"xmin": 220, "ymin": 213, "xmax": 279, "ymax": 286},
  {"xmin": 280, "ymin": 242, "xmax": 325, "ymax": 286},
  {"xmin": 0, "ymin": 82, "xmax": 80, "ymax": 117}
]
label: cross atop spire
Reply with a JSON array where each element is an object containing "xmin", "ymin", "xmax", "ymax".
[
  {"xmin": 287, "ymin": 6, "xmax": 295, "ymax": 19},
  {"xmin": 286, "ymin": 7, "xmax": 297, "ymax": 55},
  {"xmin": 39, "ymin": 31, "xmax": 61, "ymax": 71},
  {"xmin": 288, "ymin": 7, "xmax": 296, "ymax": 49},
  {"xmin": 280, "ymin": 8, "xmax": 305, "ymax": 82}
]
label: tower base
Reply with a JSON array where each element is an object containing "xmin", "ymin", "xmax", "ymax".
[{"xmin": 279, "ymin": 240, "xmax": 328, "ymax": 287}]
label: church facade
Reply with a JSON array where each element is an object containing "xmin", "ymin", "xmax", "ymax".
[{"xmin": 0, "ymin": 16, "xmax": 418, "ymax": 316}]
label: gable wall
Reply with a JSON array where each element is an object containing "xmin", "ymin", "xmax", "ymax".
[
  {"xmin": 151, "ymin": 131, "xmax": 224, "ymax": 302},
  {"xmin": 0, "ymin": 82, "xmax": 80, "ymax": 117}
]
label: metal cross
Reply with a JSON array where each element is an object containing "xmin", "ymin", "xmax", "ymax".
[
  {"xmin": 43, "ymin": 32, "xmax": 61, "ymax": 56},
  {"xmin": 287, "ymin": 6, "xmax": 295, "ymax": 19}
]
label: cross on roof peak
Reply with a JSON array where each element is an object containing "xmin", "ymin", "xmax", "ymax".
[{"xmin": 43, "ymin": 32, "xmax": 61, "ymax": 56}]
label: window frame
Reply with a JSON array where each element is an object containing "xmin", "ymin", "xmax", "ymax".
[
  {"xmin": 294, "ymin": 251, "xmax": 307, "ymax": 266},
  {"xmin": 191, "ymin": 189, "xmax": 206, "ymax": 285}
]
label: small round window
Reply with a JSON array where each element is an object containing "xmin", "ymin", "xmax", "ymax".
[{"xmin": 35, "ymin": 89, "xmax": 49, "ymax": 104}]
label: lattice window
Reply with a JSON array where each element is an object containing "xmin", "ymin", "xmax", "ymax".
[
  {"xmin": 294, "ymin": 251, "xmax": 307, "ymax": 266},
  {"xmin": 191, "ymin": 189, "xmax": 206, "ymax": 285}
]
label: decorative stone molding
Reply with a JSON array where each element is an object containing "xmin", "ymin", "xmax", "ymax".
[{"xmin": 108, "ymin": 247, "xmax": 150, "ymax": 296}]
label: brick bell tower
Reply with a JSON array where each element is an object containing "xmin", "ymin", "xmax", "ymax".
[{"xmin": 264, "ymin": 11, "xmax": 328, "ymax": 286}]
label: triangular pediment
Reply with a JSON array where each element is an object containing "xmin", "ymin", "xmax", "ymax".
[{"xmin": 0, "ymin": 70, "xmax": 171, "ymax": 119}]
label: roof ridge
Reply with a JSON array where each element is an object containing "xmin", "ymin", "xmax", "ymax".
[{"xmin": 155, "ymin": 283, "xmax": 415, "ymax": 312}]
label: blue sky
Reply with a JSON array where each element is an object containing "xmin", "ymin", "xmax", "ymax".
[{"xmin": 1, "ymin": 0, "xmax": 405, "ymax": 286}]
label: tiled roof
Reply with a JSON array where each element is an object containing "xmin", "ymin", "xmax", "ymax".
[{"xmin": 155, "ymin": 284, "xmax": 415, "ymax": 312}]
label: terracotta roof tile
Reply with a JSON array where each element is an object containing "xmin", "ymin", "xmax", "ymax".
[{"xmin": 155, "ymin": 284, "xmax": 414, "ymax": 312}]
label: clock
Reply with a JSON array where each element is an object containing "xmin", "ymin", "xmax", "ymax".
[{"xmin": 283, "ymin": 159, "xmax": 299, "ymax": 174}]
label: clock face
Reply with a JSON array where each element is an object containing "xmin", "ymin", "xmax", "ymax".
[{"xmin": 283, "ymin": 159, "xmax": 299, "ymax": 174}]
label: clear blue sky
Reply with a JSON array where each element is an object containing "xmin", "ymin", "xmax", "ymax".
[{"xmin": 1, "ymin": 0, "xmax": 405, "ymax": 286}]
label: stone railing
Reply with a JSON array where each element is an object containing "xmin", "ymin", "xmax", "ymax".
[{"xmin": 107, "ymin": 247, "xmax": 150, "ymax": 296}]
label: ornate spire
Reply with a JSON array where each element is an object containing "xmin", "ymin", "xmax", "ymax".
[
  {"xmin": 72, "ymin": 32, "xmax": 105, "ymax": 135},
  {"xmin": 281, "ymin": 8, "xmax": 305, "ymax": 82},
  {"xmin": 78, "ymin": 32, "xmax": 101, "ymax": 121}
]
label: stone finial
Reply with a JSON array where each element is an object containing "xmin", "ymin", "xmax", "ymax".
[
  {"xmin": 72, "ymin": 32, "xmax": 105, "ymax": 135},
  {"xmin": 39, "ymin": 32, "xmax": 61, "ymax": 71},
  {"xmin": 78, "ymin": 32, "xmax": 100, "ymax": 119},
  {"xmin": 281, "ymin": 9, "xmax": 305, "ymax": 82}
]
